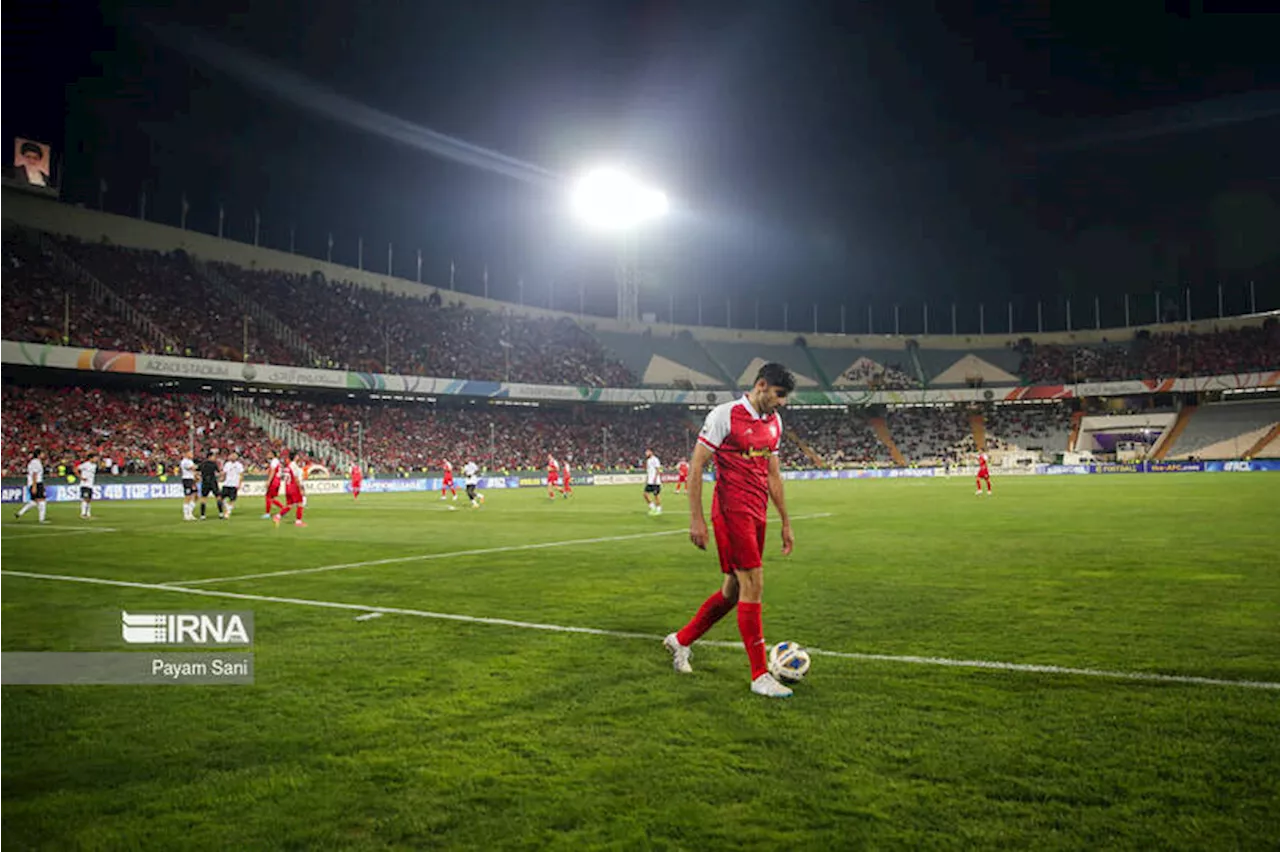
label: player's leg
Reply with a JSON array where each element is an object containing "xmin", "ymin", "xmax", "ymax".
[
  {"xmin": 16, "ymin": 487, "xmax": 34, "ymax": 518},
  {"xmin": 975, "ymin": 474, "xmax": 982, "ymax": 495},
  {"xmin": 667, "ymin": 569, "xmax": 739, "ymax": 673},
  {"xmin": 735, "ymin": 516, "xmax": 790, "ymax": 696},
  {"xmin": 653, "ymin": 486, "xmax": 662, "ymax": 514},
  {"xmin": 985, "ymin": 474, "xmax": 993, "ymax": 493},
  {"xmin": 36, "ymin": 495, "xmax": 47, "ymax": 523}
]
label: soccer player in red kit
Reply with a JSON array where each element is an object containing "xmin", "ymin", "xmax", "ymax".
[
  {"xmin": 274, "ymin": 451, "xmax": 307, "ymax": 527},
  {"xmin": 675, "ymin": 459, "xmax": 690, "ymax": 493},
  {"xmin": 665, "ymin": 362, "xmax": 797, "ymax": 698},
  {"xmin": 262, "ymin": 453, "xmax": 285, "ymax": 519},
  {"xmin": 350, "ymin": 463, "xmax": 363, "ymax": 500},
  {"xmin": 546, "ymin": 455, "xmax": 560, "ymax": 500},
  {"xmin": 976, "ymin": 451, "xmax": 993, "ymax": 495},
  {"xmin": 441, "ymin": 460, "xmax": 457, "ymax": 501},
  {"xmin": 560, "ymin": 459, "xmax": 573, "ymax": 498}
]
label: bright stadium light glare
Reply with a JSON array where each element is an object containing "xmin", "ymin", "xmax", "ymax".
[{"xmin": 571, "ymin": 168, "xmax": 669, "ymax": 231}]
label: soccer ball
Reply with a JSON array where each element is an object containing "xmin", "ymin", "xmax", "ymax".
[{"xmin": 768, "ymin": 641, "xmax": 811, "ymax": 683}]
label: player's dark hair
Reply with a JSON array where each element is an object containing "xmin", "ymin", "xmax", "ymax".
[
  {"xmin": 20, "ymin": 141, "xmax": 42, "ymax": 158},
  {"xmin": 756, "ymin": 362, "xmax": 796, "ymax": 395}
]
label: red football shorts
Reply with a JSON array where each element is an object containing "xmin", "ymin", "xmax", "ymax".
[
  {"xmin": 977, "ymin": 470, "xmax": 990, "ymax": 480},
  {"xmin": 677, "ymin": 474, "xmax": 688, "ymax": 483},
  {"xmin": 712, "ymin": 510, "xmax": 767, "ymax": 575},
  {"xmin": 266, "ymin": 479, "xmax": 280, "ymax": 498},
  {"xmin": 285, "ymin": 486, "xmax": 303, "ymax": 505},
  {"xmin": 547, "ymin": 475, "xmax": 558, "ymax": 486}
]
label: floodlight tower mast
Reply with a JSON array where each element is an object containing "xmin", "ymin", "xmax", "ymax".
[{"xmin": 616, "ymin": 232, "xmax": 642, "ymax": 323}]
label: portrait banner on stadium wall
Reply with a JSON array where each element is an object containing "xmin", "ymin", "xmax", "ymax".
[{"xmin": 11, "ymin": 138, "xmax": 54, "ymax": 188}]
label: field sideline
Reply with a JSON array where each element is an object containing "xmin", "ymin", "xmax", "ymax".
[{"xmin": 3, "ymin": 474, "xmax": 1278, "ymax": 849}]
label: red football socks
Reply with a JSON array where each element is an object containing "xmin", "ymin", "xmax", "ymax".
[
  {"xmin": 676, "ymin": 590, "xmax": 735, "ymax": 647},
  {"xmin": 737, "ymin": 601, "xmax": 768, "ymax": 679}
]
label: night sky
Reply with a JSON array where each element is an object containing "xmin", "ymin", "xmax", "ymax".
[{"xmin": 5, "ymin": 1, "xmax": 1280, "ymax": 333}]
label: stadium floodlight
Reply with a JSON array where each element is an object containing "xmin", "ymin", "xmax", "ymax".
[{"xmin": 571, "ymin": 168, "xmax": 669, "ymax": 231}]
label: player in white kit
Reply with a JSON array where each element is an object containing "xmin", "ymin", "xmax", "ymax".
[
  {"xmin": 220, "ymin": 451, "xmax": 245, "ymax": 519},
  {"xmin": 15, "ymin": 449, "xmax": 49, "ymax": 523},
  {"xmin": 464, "ymin": 460, "xmax": 485, "ymax": 508},
  {"xmin": 180, "ymin": 455, "xmax": 198, "ymax": 521},
  {"xmin": 77, "ymin": 453, "xmax": 99, "ymax": 519}
]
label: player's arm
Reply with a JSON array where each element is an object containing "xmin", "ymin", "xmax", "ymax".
[
  {"xmin": 767, "ymin": 454, "xmax": 794, "ymax": 555},
  {"xmin": 687, "ymin": 442, "xmax": 714, "ymax": 550}
]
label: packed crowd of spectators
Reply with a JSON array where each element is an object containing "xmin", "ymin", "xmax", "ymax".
[
  {"xmin": 886, "ymin": 406, "xmax": 973, "ymax": 465},
  {"xmin": 982, "ymin": 404, "xmax": 1074, "ymax": 453},
  {"xmin": 1, "ymin": 386, "xmax": 275, "ymax": 477},
  {"xmin": 835, "ymin": 361, "xmax": 920, "ymax": 390},
  {"xmin": 56, "ymin": 238, "xmax": 293, "ymax": 363},
  {"xmin": 2, "ymin": 233, "xmax": 154, "ymax": 352},
  {"xmin": 783, "ymin": 408, "xmax": 892, "ymax": 467},
  {"xmin": 1019, "ymin": 325, "xmax": 1280, "ymax": 383},
  {"xmin": 7, "ymin": 229, "xmax": 1278, "ymax": 389},
  {"xmin": 247, "ymin": 398, "xmax": 693, "ymax": 473},
  {"xmin": 208, "ymin": 264, "xmax": 634, "ymax": 385}
]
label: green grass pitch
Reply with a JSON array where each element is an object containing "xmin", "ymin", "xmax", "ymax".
[{"xmin": 3, "ymin": 474, "xmax": 1278, "ymax": 850}]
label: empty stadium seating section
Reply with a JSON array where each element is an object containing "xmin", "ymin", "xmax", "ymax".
[{"xmin": 1165, "ymin": 401, "xmax": 1280, "ymax": 460}]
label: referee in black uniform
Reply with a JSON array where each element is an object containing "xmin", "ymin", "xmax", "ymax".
[{"xmin": 197, "ymin": 450, "xmax": 223, "ymax": 520}]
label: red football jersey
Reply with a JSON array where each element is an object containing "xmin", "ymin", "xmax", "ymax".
[
  {"xmin": 697, "ymin": 396, "xmax": 781, "ymax": 521},
  {"xmin": 678, "ymin": 460, "xmax": 690, "ymax": 476}
]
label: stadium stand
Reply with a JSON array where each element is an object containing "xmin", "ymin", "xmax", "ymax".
[
  {"xmin": 917, "ymin": 348, "xmax": 1023, "ymax": 387},
  {"xmin": 806, "ymin": 347, "xmax": 919, "ymax": 389},
  {"xmin": 240, "ymin": 397, "xmax": 694, "ymax": 473},
  {"xmin": 783, "ymin": 408, "xmax": 892, "ymax": 467},
  {"xmin": 591, "ymin": 329, "xmax": 726, "ymax": 387},
  {"xmin": 1165, "ymin": 400, "xmax": 1280, "ymax": 460},
  {"xmin": 699, "ymin": 341, "xmax": 820, "ymax": 388},
  {"xmin": 1, "ymin": 385, "xmax": 275, "ymax": 477},
  {"xmin": 2, "ymin": 231, "xmax": 154, "ymax": 352},
  {"xmin": 53, "ymin": 237, "xmax": 294, "ymax": 363},
  {"xmin": 886, "ymin": 406, "xmax": 973, "ymax": 465},
  {"xmin": 4, "ymin": 224, "xmax": 1278, "ymax": 389},
  {"xmin": 983, "ymin": 404, "xmax": 1074, "ymax": 455},
  {"xmin": 1020, "ymin": 326, "xmax": 1280, "ymax": 383}
]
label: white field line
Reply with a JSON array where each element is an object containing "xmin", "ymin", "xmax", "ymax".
[
  {"xmin": 2, "ymin": 568, "xmax": 1277, "ymax": 692},
  {"xmin": 166, "ymin": 512, "xmax": 836, "ymax": 586}
]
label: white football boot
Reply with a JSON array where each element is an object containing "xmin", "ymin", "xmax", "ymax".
[
  {"xmin": 664, "ymin": 633, "xmax": 693, "ymax": 674},
  {"xmin": 750, "ymin": 672, "xmax": 793, "ymax": 698}
]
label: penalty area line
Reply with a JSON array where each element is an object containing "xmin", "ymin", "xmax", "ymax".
[
  {"xmin": 2, "ymin": 567, "xmax": 1276, "ymax": 692},
  {"xmin": 165, "ymin": 511, "xmax": 836, "ymax": 586}
]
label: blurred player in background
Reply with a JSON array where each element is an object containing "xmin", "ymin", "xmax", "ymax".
[
  {"xmin": 350, "ymin": 462, "xmax": 363, "ymax": 500},
  {"xmin": 464, "ymin": 460, "xmax": 484, "ymax": 508},
  {"xmin": 665, "ymin": 362, "xmax": 796, "ymax": 699},
  {"xmin": 546, "ymin": 455, "xmax": 561, "ymax": 500},
  {"xmin": 262, "ymin": 453, "xmax": 284, "ymax": 518},
  {"xmin": 181, "ymin": 452, "xmax": 198, "ymax": 521},
  {"xmin": 976, "ymin": 452, "xmax": 993, "ymax": 496},
  {"xmin": 274, "ymin": 451, "xmax": 307, "ymax": 527},
  {"xmin": 644, "ymin": 449, "xmax": 662, "ymax": 515},
  {"xmin": 560, "ymin": 458, "xmax": 573, "ymax": 498},
  {"xmin": 441, "ymin": 460, "xmax": 457, "ymax": 501},
  {"xmin": 77, "ymin": 452, "xmax": 98, "ymax": 519},
  {"xmin": 675, "ymin": 458, "xmax": 690, "ymax": 493},
  {"xmin": 15, "ymin": 449, "xmax": 48, "ymax": 523}
]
